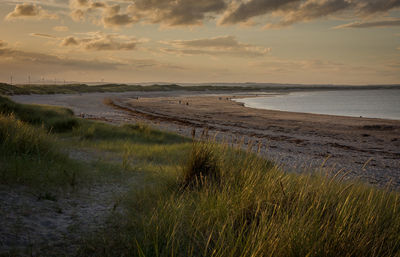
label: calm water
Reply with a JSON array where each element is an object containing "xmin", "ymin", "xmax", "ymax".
[{"xmin": 235, "ymin": 89, "xmax": 400, "ymax": 120}]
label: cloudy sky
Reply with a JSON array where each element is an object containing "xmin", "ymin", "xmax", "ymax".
[{"xmin": 0, "ymin": 0, "xmax": 399, "ymax": 84}]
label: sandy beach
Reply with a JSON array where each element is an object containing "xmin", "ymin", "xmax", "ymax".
[{"xmin": 12, "ymin": 91, "xmax": 400, "ymax": 189}]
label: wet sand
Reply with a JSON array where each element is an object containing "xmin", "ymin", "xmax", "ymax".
[{"xmin": 12, "ymin": 91, "xmax": 400, "ymax": 189}]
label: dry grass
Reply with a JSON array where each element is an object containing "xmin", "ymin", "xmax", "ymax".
[{"xmin": 81, "ymin": 141, "xmax": 400, "ymax": 257}]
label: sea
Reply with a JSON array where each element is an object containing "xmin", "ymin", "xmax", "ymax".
[{"xmin": 234, "ymin": 89, "xmax": 400, "ymax": 120}]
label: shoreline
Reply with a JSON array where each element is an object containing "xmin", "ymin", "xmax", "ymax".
[
  {"xmin": 11, "ymin": 91, "xmax": 400, "ymax": 189},
  {"xmin": 115, "ymin": 93, "xmax": 400, "ymax": 189},
  {"xmin": 233, "ymin": 89, "xmax": 400, "ymax": 121}
]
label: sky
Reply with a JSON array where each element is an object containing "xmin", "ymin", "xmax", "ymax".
[{"xmin": 0, "ymin": 0, "xmax": 399, "ymax": 85}]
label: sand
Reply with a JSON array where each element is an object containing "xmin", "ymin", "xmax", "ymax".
[{"xmin": 11, "ymin": 91, "xmax": 400, "ymax": 188}]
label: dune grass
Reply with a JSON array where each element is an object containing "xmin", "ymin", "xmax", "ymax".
[
  {"xmin": 0, "ymin": 95, "xmax": 189, "ymax": 190},
  {"xmin": 81, "ymin": 141, "xmax": 400, "ymax": 257},
  {"xmin": 0, "ymin": 112, "xmax": 84, "ymax": 188},
  {"xmin": 1, "ymin": 96, "xmax": 399, "ymax": 256},
  {"xmin": 0, "ymin": 95, "xmax": 79, "ymax": 132}
]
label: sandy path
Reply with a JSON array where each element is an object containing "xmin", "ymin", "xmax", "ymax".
[
  {"xmin": 0, "ymin": 145, "xmax": 143, "ymax": 256},
  {"xmin": 11, "ymin": 91, "xmax": 400, "ymax": 189}
]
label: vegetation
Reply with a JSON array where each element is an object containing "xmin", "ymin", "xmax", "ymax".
[
  {"xmin": 0, "ymin": 109, "xmax": 82, "ymax": 188},
  {"xmin": 1, "ymin": 96, "xmax": 399, "ymax": 257},
  {"xmin": 1, "ymin": 82, "xmax": 399, "ymax": 96},
  {"xmin": 80, "ymin": 139, "xmax": 400, "ymax": 257},
  {"xmin": 0, "ymin": 95, "xmax": 79, "ymax": 132}
]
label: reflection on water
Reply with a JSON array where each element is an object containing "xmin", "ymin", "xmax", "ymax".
[{"xmin": 234, "ymin": 89, "xmax": 400, "ymax": 120}]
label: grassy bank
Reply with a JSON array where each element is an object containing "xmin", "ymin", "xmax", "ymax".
[
  {"xmin": 1, "ymin": 96, "xmax": 399, "ymax": 256},
  {"xmin": 0, "ymin": 96, "xmax": 83, "ymax": 188},
  {"xmin": 0, "ymin": 95, "xmax": 187, "ymax": 190}
]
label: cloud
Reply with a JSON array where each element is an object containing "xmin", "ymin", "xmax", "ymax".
[
  {"xmin": 128, "ymin": 0, "xmax": 227, "ymax": 26},
  {"xmin": 102, "ymin": 4, "xmax": 137, "ymax": 27},
  {"xmin": 161, "ymin": 35, "xmax": 270, "ymax": 57},
  {"xmin": 70, "ymin": 9, "xmax": 86, "ymax": 21},
  {"xmin": 0, "ymin": 40, "xmax": 187, "ymax": 83},
  {"xmin": 334, "ymin": 18, "xmax": 400, "ymax": 29},
  {"xmin": 91, "ymin": 2, "xmax": 106, "ymax": 9},
  {"xmin": 219, "ymin": 0, "xmax": 299, "ymax": 25},
  {"xmin": 53, "ymin": 26, "xmax": 69, "ymax": 32},
  {"xmin": 358, "ymin": 0, "xmax": 400, "ymax": 15},
  {"xmin": 70, "ymin": 0, "xmax": 90, "ymax": 8},
  {"xmin": 219, "ymin": 0, "xmax": 400, "ymax": 28},
  {"xmin": 60, "ymin": 33, "xmax": 139, "ymax": 51},
  {"xmin": 5, "ymin": 3, "xmax": 58, "ymax": 20},
  {"xmin": 265, "ymin": 0, "xmax": 353, "ymax": 28},
  {"xmin": 0, "ymin": 45, "xmax": 119, "ymax": 70},
  {"xmin": 68, "ymin": 0, "xmax": 227, "ymax": 27},
  {"xmin": 30, "ymin": 33, "xmax": 58, "ymax": 39},
  {"xmin": 62, "ymin": 0, "xmax": 400, "ymax": 29},
  {"xmin": 61, "ymin": 36, "xmax": 80, "ymax": 46},
  {"xmin": 0, "ymin": 40, "xmax": 7, "ymax": 48}
]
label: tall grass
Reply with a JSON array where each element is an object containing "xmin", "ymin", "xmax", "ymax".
[
  {"xmin": 0, "ymin": 114, "xmax": 53, "ymax": 156},
  {"xmin": 0, "ymin": 113, "xmax": 84, "ymax": 188},
  {"xmin": 82, "ymin": 141, "xmax": 400, "ymax": 257},
  {"xmin": 0, "ymin": 95, "xmax": 79, "ymax": 132}
]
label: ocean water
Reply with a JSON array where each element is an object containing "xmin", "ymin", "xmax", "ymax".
[{"xmin": 234, "ymin": 89, "xmax": 400, "ymax": 120}]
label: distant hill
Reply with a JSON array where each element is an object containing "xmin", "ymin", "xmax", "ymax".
[{"xmin": 0, "ymin": 82, "xmax": 399, "ymax": 95}]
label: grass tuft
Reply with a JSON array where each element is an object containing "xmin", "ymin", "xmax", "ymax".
[{"xmin": 182, "ymin": 141, "xmax": 220, "ymax": 188}]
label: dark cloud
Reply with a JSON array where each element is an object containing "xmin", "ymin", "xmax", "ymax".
[
  {"xmin": 220, "ymin": 0, "xmax": 400, "ymax": 28},
  {"xmin": 68, "ymin": 0, "xmax": 227, "ymax": 27},
  {"xmin": 91, "ymin": 2, "xmax": 106, "ymax": 8},
  {"xmin": 77, "ymin": 0, "xmax": 90, "ymax": 7},
  {"xmin": 65, "ymin": 0, "xmax": 400, "ymax": 28},
  {"xmin": 129, "ymin": 0, "xmax": 227, "ymax": 26},
  {"xmin": 61, "ymin": 36, "xmax": 80, "ymax": 46},
  {"xmin": 5, "ymin": 3, "xmax": 58, "ymax": 20},
  {"xmin": 334, "ymin": 18, "xmax": 400, "ymax": 28},
  {"xmin": 271, "ymin": 0, "xmax": 352, "ymax": 28},
  {"xmin": 102, "ymin": 5, "xmax": 137, "ymax": 27},
  {"xmin": 220, "ymin": 0, "xmax": 299, "ymax": 25},
  {"xmin": 162, "ymin": 36, "xmax": 270, "ymax": 57},
  {"xmin": 358, "ymin": 0, "xmax": 400, "ymax": 14}
]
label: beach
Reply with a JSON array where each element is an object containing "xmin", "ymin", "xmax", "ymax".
[{"xmin": 12, "ymin": 91, "xmax": 400, "ymax": 189}]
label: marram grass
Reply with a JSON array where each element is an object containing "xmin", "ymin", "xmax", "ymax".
[
  {"xmin": 82, "ymin": 141, "xmax": 400, "ymax": 257},
  {"xmin": 1, "ymin": 96, "xmax": 399, "ymax": 256}
]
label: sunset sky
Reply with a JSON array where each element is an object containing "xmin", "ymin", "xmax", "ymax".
[{"xmin": 0, "ymin": 0, "xmax": 399, "ymax": 85}]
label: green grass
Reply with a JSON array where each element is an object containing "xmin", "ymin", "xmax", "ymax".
[
  {"xmin": 0, "ymin": 96, "xmax": 188, "ymax": 190},
  {"xmin": 81, "ymin": 141, "xmax": 400, "ymax": 257},
  {"xmin": 0, "ymin": 95, "xmax": 79, "ymax": 132},
  {"xmin": 1, "ymin": 96, "xmax": 399, "ymax": 256},
  {"xmin": 0, "ymin": 113, "xmax": 84, "ymax": 188}
]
